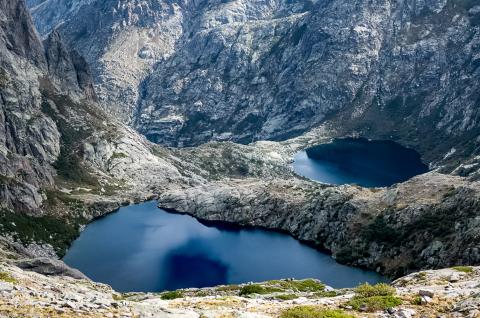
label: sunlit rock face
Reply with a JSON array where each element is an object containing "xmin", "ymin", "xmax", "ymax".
[
  {"xmin": 29, "ymin": 1, "xmax": 480, "ymax": 164},
  {"xmin": 0, "ymin": 0, "xmax": 57, "ymax": 213},
  {"xmin": 0, "ymin": 0, "xmax": 176, "ymax": 214}
]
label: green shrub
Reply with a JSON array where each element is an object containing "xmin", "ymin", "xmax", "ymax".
[
  {"xmin": 107, "ymin": 152, "xmax": 129, "ymax": 171},
  {"xmin": 0, "ymin": 272, "xmax": 16, "ymax": 284},
  {"xmin": 451, "ymin": 266, "xmax": 473, "ymax": 273},
  {"xmin": 272, "ymin": 279, "xmax": 326, "ymax": 292},
  {"xmin": 346, "ymin": 295, "xmax": 402, "ymax": 312},
  {"xmin": 160, "ymin": 290, "xmax": 183, "ymax": 300},
  {"xmin": 110, "ymin": 152, "xmax": 128, "ymax": 160},
  {"xmin": 411, "ymin": 296, "xmax": 422, "ymax": 305},
  {"xmin": 239, "ymin": 284, "xmax": 282, "ymax": 296},
  {"xmin": 53, "ymin": 143, "xmax": 98, "ymax": 186},
  {"xmin": 280, "ymin": 306, "xmax": 355, "ymax": 318},
  {"xmin": 334, "ymin": 246, "xmax": 370, "ymax": 264},
  {"xmin": 363, "ymin": 216, "xmax": 399, "ymax": 244},
  {"xmin": 346, "ymin": 283, "xmax": 401, "ymax": 312},
  {"xmin": 354, "ymin": 283, "xmax": 395, "ymax": 298},
  {"xmin": 313, "ymin": 290, "xmax": 339, "ymax": 298},
  {"xmin": 275, "ymin": 294, "xmax": 299, "ymax": 300}
]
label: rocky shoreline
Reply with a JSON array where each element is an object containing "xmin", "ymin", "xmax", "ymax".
[{"xmin": 157, "ymin": 168, "xmax": 480, "ymax": 277}]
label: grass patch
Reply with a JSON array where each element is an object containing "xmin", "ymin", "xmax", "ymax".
[
  {"xmin": 354, "ymin": 283, "xmax": 395, "ymax": 297},
  {"xmin": 275, "ymin": 294, "xmax": 299, "ymax": 300},
  {"xmin": 160, "ymin": 290, "xmax": 183, "ymax": 300},
  {"xmin": 411, "ymin": 296, "xmax": 422, "ymax": 305},
  {"xmin": 239, "ymin": 284, "xmax": 283, "ymax": 296},
  {"xmin": 0, "ymin": 174, "xmax": 19, "ymax": 186},
  {"xmin": 0, "ymin": 272, "xmax": 17, "ymax": 284},
  {"xmin": 346, "ymin": 283, "xmax": 401, "ymax": 312},
  {"xmin": 415, "ymin": 272, "xmax": 427, "ymax": 279},
  {"xmin": 451, "ymin": 266, "xmax": 473, "ymax": 273},
  {"xmin": 346, "ymin": 295, "xmax": 402, "ymax": 312},
  {"xmin": 43, "ymin": 189, "xmax": 78, "ymax": 207},
  {"xmin": 110, "ymin": 152, "xmax": 128, "ymax": 160},
  {"xmin": 313, "ymin": 290, "xmax": 339, "ymax": 298},
  {"xmin": 268, "ymin": 279, "xmax": 326, "ymax": 292},
  {"xmin": 280, "ymin": 306, "xmax": 355, "ymax": 318}
]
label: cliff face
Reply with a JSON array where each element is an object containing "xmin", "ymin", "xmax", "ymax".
[
  {"xmin": 28, "ymin": 0, "xmax": 480, "ymax": 168},
  {"xmin": 29, "ymin": 0, "xmax": 188, "ymax": 123},
  {"xmin": 0, "ymin": 0, "xmax": 105, "ymax": 215},
  {"xmin": 0, "ymin": 0, "xmax": 196, "ymax": 256},
  {"xmin": 157, "ymin": 172, "xmax": 480, "ymax": 277},
  {"xmin": 0, "ymin": 0, "xmax": 58, "ymax": 213}
]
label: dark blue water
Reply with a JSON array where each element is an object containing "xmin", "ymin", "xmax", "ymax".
[
  {"xmin": 293, "ymin": 138, "xmax": 428, "ymax": 188},
  {"xmin": 64, "ymin": 201, "xmax": 386, "ymax": 292}
]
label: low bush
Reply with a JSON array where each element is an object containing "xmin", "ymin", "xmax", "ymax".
[
  {"xmin": 0, "ymin": 68, "xmax": 8, "ymax": 88},
  {"xmin": 160, "ymin": 290, "xmax": 183, "ymax": 300},
  {"xmin": 275, "ymin": 294, "xmax": 298, "ymax": 300},
  {"xmin": 347, "ymin": 283, "xmax": 401, "ymax": 312},
  {"xmin": 313, "ymin": 290, "xmax": 339, "ymax": 298},
  {"xmin": 346, "ymin": 295, "xmax": 402, "ymax": 311},
  {"xmin": 363, "ymin": 216, "xmax": 399, "ymax": 244},
  {"xmin": 41, "ymin": 98, "xmax": 98, "ymax": 187},
  {"xmin": 239, "ymin": 284, "xmax": 282, "ymax": 296},
  {"xmin": 411, "ymin": 296, "xmax": 422, "ymax": 305},
  {"xmin": 273, "ymin": 279, "xmax": 326, "ymax": 292},
  {"xmin": 415, "ymin": 272, "xmax": 427, "ymax": 279},
  {"xmin": 280, "ymin": 306, "xmax": 355, "ymax": 318},
  {"xmin": 354, "ymin": 283, "xmax": 395, "ymax": 297}
]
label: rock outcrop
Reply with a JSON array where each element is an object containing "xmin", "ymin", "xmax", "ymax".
[
  {"xmin": 158, "ymin": 171, "xmax": 480, "ymax": 277},
  {"xmin": 1, "ymin": 261, "xmax": 479, "ymax": 317},
  {"xmin": 15, "ymin": 257, "xmax": 88, "ymax": 280}
]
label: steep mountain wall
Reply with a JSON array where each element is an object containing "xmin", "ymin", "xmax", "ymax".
[
  {"xmin": 28, "ymin": 0, "xmax": 480, "ymax": 170},
  {"xmin": 0, "ymin": 0, "xmax": 196, "ymax": 256}
]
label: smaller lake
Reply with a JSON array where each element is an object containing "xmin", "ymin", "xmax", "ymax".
[
  {"xmin": 293, "ymin": 138, "xmax": 428, "ymax": 188},
  {"xmin": 63, "ymin": 201, "xmax": 386, "ymax": 292}
]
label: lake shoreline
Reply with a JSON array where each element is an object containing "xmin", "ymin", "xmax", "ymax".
[{"xmin": 64, "ymin": 201, "xmax": 387, "ymax": 292}]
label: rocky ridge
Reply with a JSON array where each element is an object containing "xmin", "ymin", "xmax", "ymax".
[
  {"xmin": 28, "ymin": 0, "xmax": 480, "ymax": 172},
  {"xmin": 157, "ymin": 135, "xmax": 480, "ymax": 277}
]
